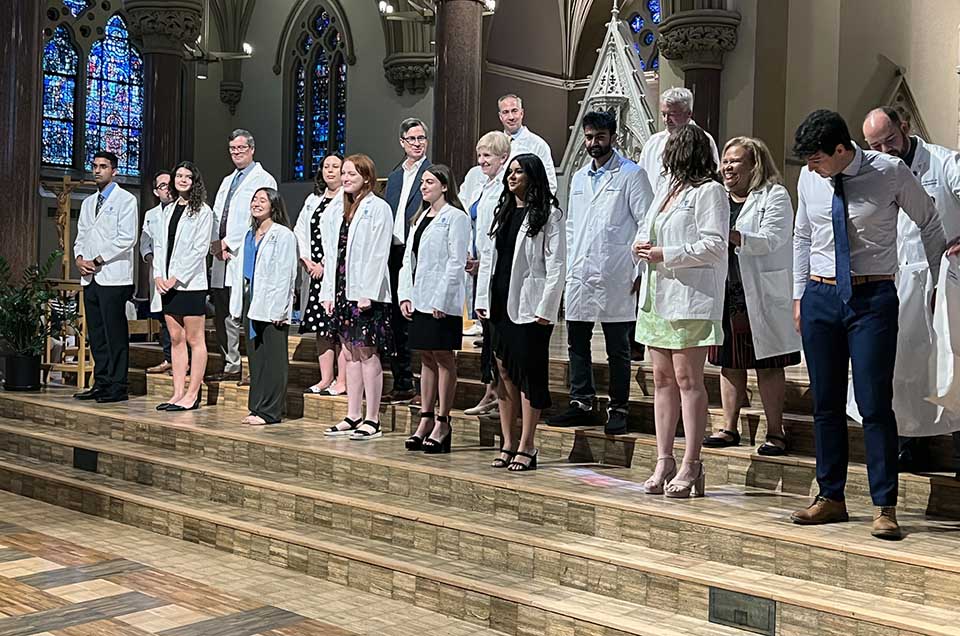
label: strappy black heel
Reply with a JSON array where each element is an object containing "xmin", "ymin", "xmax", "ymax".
[
  {"xmin": 508, "ymin": 449, "xmax": 538, "ymax": 472},
  {"xmin": 423, "ymin": 415, "xmax": 452, "ymax": 454},
  {"xmin": 406, "ymin": 412, "xmax": 434, "ymax": 451},
  {"xmin": 491, "ymin": 447, "xmax": 517, "ymax": 468}
]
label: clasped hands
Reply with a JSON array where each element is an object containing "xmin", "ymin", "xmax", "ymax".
[
  {"xmin": 75, "ymin": 256, "xmax": 100, "ymax": 276},
  {"xmin": 209, "ymin": 240, "xmax": 232, "ymax": 261},
  {"xmin": 632, "ymin": 241, "xmax": 664, "ymax": 263}
]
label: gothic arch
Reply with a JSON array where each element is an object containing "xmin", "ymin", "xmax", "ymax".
[{"xmin": 273, "ymin": 0, "xmax": 356, "ymax": 75}]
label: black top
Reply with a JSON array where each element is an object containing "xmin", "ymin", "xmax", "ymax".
[
  {"xmin": 412, "ymin": 214, "xmax": 435, "ymax": 260},
  {"xmin": 490, "ymin": 205, "xmax": 527, "ymax": 322},
  {"xmin": 727, "ymin": 197, "xmax": 746, "ymax": 286},
  {"xmin": 166, "ymin": 203, "xmax": 187, "ymax": 278}
]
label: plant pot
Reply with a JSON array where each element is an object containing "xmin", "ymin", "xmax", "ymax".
[{"xmin": 4, "ymin": 354, "xmax": 41, "ymax": 391}]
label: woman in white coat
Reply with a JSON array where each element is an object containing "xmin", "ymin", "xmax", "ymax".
[
  {"xmin": 152, "ymin": 161, "xmax": 213, "ymax": 412},
  {"xmin": 231, "ymin": 188, "xmax": 298, "ymax": 425},
  {"xmin": 459, "ymin": 131, "xmax": 511, "ymax": 416},
  {"xmin": 294, "ymin": 153, "xmax": 348, "ymax": 396},
  {"xmin": 633, "ymin": 125, "xmax": 729, "ymax": 498},
  {"xmin": 400, "ymin": 164, "xmax": 472, "ymax": 453},
  {"xmin": 703, "ymin": 137, "xmax": 801, "ymax": 455},
  {"xmin": 476, "ymin": 153, "xmax": 566, "ymax": 471},
  {"xmin": 320, "ymin": 154, "xmax": 394, "ymax": 440}
]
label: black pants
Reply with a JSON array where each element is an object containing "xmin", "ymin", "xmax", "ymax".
[
  {"xmin": 157, "ymin": 315, "xmax": 171, "ymax": 362},
  {"xmin": 84, "ymin": 281, "xmax": 133, "ymax": 397},
  {"xmin": 566, "ymin": 320, "xmax": 633, "ymax": 412},
  {"xmin": 246, "ymin": 318, "xmax": 289, "ymax": 424},
  {"xmin": 801, "ymin": 280, "xmax": 899, "ymax": 506},
  {"xmin": 389, "ymin": 243, "xmax": 414, "ymax": 391}
]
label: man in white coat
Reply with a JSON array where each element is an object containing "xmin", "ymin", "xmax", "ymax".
[
  {"xmin": 499, "ymin": 94, "xmax": 558, "ymax": 194},
  {"xmin": 73, "ymin": 151, "xmax": 139, "ymax": 403},
  {"xmin": 852, "ymin": 107, "xmax": 960, "ymax": 473},
  {"xmin": 546, "ymin": 111, "xmax": 653, "ymax": 435},
  {"xmin": 140, "ymin": 170, "xmax": 174, "ymax": 374},
  {"xmin": 207, "ymin": 129, "xmax": 277, "ymax": 383},
  {"xmin": 638, "ymin": 87, "xmax": 719, "ymax": 195}
]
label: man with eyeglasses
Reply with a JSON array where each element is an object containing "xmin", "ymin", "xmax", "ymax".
[
  {"xmin": 207, "ymin": 129, "xmax": 277, "ymax": 384},
  {"xmin": 383, "ymin": 117, "xmax": 432, "ymax": 402},
  {"xmin": 498, "ymin": 94, "xmax": 557, "ymax": 194},
  {"xmin": 141, "ymin": 170, "xmax": 175, "ymax": 375}
]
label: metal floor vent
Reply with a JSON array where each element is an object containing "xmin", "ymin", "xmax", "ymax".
[
  {"xmin": 709, "ymin": 588, "xmax": 776, "ymax": 636},
  {"xmin": 73, "ymin": 447, "xmax": 99, "ymax": 473}
]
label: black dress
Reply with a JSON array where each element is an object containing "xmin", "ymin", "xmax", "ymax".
[
  {"xmin": 407, "ymin": 214, "xmax": 463, "ymax": 351},
  {"xmin": 299, "ymin": 196, "xmax": 336, "ymax": 338},
  {"xmin": 489, "ymin": 205, "xmax": 554, "ymax": 409},
  {"xmin": 161, "ymin": 203, "xmax": 206, "ymax": 317},
  {"xmin": 708, "ymin": 197, "xmax": 800, "ymax": 370}
]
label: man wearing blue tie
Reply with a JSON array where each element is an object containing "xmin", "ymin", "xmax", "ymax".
[{"xmin": 790, "ymin": 110, "xmax": 946, "ymax": 540}]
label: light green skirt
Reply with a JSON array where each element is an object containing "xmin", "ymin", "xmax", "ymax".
[{"xmin": 635, "ymin": 274, "xmax": 722, "ymax": 350}]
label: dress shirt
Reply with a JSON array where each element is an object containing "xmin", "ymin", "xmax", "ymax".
[
  {"xmin": 637, "ymin": 121, "xmax": 719, "ymax": 194},
  {"xmin": 392, "ymin": 156, "xmax": 426, "ymax": 245},
  {"xmin": 507, "ymin": 126, "xmax": 558, "ymax": 194},
  {"xmin": 793, "ymin": 145, "xmax": 946, "ymax": 299},
  {"xmin": 587, "ymin": 153, "xmax": 615, "ymax": 191}
]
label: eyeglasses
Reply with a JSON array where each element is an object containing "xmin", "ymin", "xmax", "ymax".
[
  {"xmin": 154, "ymin": 183, "xmax": 170, "ymax": 190},
  {"xmin": 228, "ymin": 144, "xmax": 251, "ymax": 153},
  {"xmin": 402, "ymin": 135, "xmax": 427, "ymax": 145}
]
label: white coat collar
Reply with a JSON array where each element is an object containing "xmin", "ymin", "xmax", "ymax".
[{"xmin": 910, "ymin": 136, "xmax": 931, "ymax": 177}]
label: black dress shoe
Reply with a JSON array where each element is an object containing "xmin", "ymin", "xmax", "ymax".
[
  {"xmin": 74, "ymin": 388, "xmax": 102, "ymax": 400},
  {"xmin": 96, "ymin": 393, "xmax": 128, "ymax": 404},
  {"xmin": 166, "ymin": 395, "xmax": 202, "ymax": 411},
  {"xmin": 156, "ymin": 403, "xmax": 171, "ymax": 411}
]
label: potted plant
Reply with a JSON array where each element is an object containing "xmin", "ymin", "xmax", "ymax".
[{"xmin": 0, "ymin": 251, "xmax": 71, "ymax": 391}]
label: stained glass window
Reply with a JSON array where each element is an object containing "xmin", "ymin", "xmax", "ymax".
[
  {"xmin": 63, "ymin": 0, "xmax": 92, "ymax": 17},
  {"xmin": 647, "ymin": 0, "xmax": 661, "ymax": 24},
  {"xmin": 84, "ymin": 15, "xmax": 144, "ymax": 176},
  {"xmin": 632, "ymin": 0, "xmax": 660, "ymax": 73},
  {"xmin": 630, "ymin": 14, "xmax": 644, "ymax": 33},
  {"xmin": 42, "ymin": 26, "xmax": 79, "ymax": 167},
  {"xmin": 288, "ymin": 4, "xmax": 348, "ymax": 180}
]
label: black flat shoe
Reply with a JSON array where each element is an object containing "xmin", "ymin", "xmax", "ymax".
[
  {"xmin": 757, "ymin": 433, "xmax": 788, "ymax": 456},
  {"xmin": 74, "ymin": 388, "xmax": 102, "ymax": 401},
  {"xmin": 406, "ymin": 412, "xmax": 434, "ymax": 451},
  {"xmin": 166, "ymin": 395, "xmax": 201, "ymax": 412},
  {"xmin": 156, "ymin": 403, "xmax": 171, "ymax": 411},
  {"xmin": 702, "ymin": 429, "xmax": 740, "ymax": 448},
  {"xmin": 96, "ymin": 393, "xmax": 128, "ymax": 403},
  {"xmin": 508, "ymin": 449, "xmax": 538, "ymax": 472},
  {"xmin": 423, "ymin": 415, "xmax": 452, "ymax": 454}
]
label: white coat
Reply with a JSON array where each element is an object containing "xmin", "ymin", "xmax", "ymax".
[
  {"xmin": 229, "ymin": 223, "xmax": 299, "ymax": 322},
  {"xmin": 74, "ymin": 185, "xmax": 139, "ymax": 287},
  {"xmin": 293, "ymin": 191, "xmax": 340, "ymax": 261},
  {"xmin": 847, "ymin": 137, "xmax": 960, "ymax": 436},
  {"xmin": 730, "ymin": 184, "xmax": 802, "ymax": 360},
  {"xmin": 565, "ymin": 152, "xmax": 654, "ymax": 323},
  {"xmin": 475, "ymin": 205, "xmax": 567, "ymax": 324},
  {"xmin": 149, "ymin": 203, "xmax": 214, "ymax": 313},
  {"xmin": 140, "ymin": 203, "xmax": 163, "ymax": 306},
  {"xmin": 508, "ymin": 126, "xmax": 558, "ymax": 194},
  {"xmin": 637, "ymin": 123, "xmax": 720, "ymax": 195},
  {"xmin": 210, "ymin": 162, "xmax": 278, "ymax": 289},
  {"xmin": 635, "ymin": 181, "xmax": 729, "ymax": 321},
  {"xmin": 319, "ymin": 194, "xmax": 393, "ymax": 304},
  {"xmin": 460, "ymin": 164, "xmax": 506, "ymax": 259},
  {"xmin": 398, "ymin": 204, "xmax": 472, "ymax": 316}
]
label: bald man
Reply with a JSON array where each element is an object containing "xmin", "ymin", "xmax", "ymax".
[{"xmin": 849, "ymin": 107, "xmax": 960, "ymax": 475}]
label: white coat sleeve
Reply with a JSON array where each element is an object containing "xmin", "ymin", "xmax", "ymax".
[
  {"xmin": 897, "ymin": 161, "xmax": 946, "ymax": 282},
  {"xmin": 628, "ymin": 169, "xmax": 654, "ymax": 227},
  {"xmin": 275, "ymin": 232, "xmax": 299, "ymax": 321},
  {"xmin": 397, "ymin": 222, "xmax": 416, "ymax": 304},
  {"xmin": 169, "ymin": 207, "xmax": 213, "ymax": 285},
  {"xmin": 662, "ymin": 185, "xmax": 728, "ymax": 270},
  {"xmin": 74, "ymin": 202, "xmax": 91, "ymax": 261},
  {"xmin": 535, "ymin": 207, "xmax": 567, "ymax": 322},
  {"xmin": 319, "ymin": 216, "xmax": 338, "ymax": 304},
  {"xmin": 358, "ymin": 204, "xmax": 394, "ymax": 301},
  {"xmin": 293, "ymin": 198, "xmax": 312, "ymax": 260},
  {"xmin": 139, "ymin": 213, "xmax": 154, "ymax": 260},
  {"xmin": 792, "ymin": 176, "xmax": 812, "ymax": 300},
  {"xmin": 98, "ymin": 196, "xmax": 138, "ymax": 263},
  {"xmin": 475, "ymin": 232, "xmax": 494, "ymax": 313},
  {"xmin": 737, "ymin": 186, "xmax": 794, "ymax": 257},
  {"xmin": 538, "ymin": 139, "xmax": 558, "ymax": 195},
  {"xmin": 440, "ymin": 212, "xmax": 471, "ymax": 315},
  {"xmin": 942, "ymin": 150, "xmax": 960, "ymax": 245}
]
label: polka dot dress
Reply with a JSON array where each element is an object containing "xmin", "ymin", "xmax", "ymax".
[{"xmin": 298, "ymin": 197, "xmax": 336, "ymax": 338}]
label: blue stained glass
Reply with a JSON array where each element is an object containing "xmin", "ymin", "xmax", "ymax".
[
  {"xmin": 293, "ymin": 62, "xmax": 306, "ymax": 180},
  {"xmin": 63, "ymin": 0, "xmax": 92, "ymax": 17},
  {"xmin": 639, "ymin": 58, "xmax": 646, "ymax": 71},
  {"xmin": 652, "ymin": 56, "xmax": 659, "ymax": 70},
  {"xmin": 633, "ymin": 42, "xmax": 641, "ymax": 54},
  {"xmin": 300, "ymin": 34, "xmax": 313, "ymax": 54},
  {"xmin": 310, "ymin": 49, "xmax": 331, "ymax": 176},
  {"xmin": 335, "ymin": 60, "xmax": 347, "ymax": 155},
  {"xmin": 647, "ymin": 0, "xmax": 661, "ymax": 24},
  {"xmin": 85, "ymin": 15, "xmax": 144, "ymax": 176},
  {"xmin": 42, "ymin": 26, "xmax": 79, "ymax": 166},
  {"xmin": 314, "ymin": 10, "xmax": 331, "ymax": 34},
  {"xmin": 630, "ymin": 14, "xmax": 644, "ymax": 33},
  {"xmin": 643, "ymin": 31, "xmax": 655, "ymax": 46}
]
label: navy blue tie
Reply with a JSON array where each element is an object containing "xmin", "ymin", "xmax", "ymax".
[{"xmin": 831, "ymin": 174, "xmax": 852, "ymax": 303}]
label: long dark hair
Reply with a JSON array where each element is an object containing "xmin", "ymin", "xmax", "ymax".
[
  {"xmin": 661, "ymin": 125, "xmax": 720, "ymax": 199},
  {"xmin": 252, "ymin": 187, "xmax": 290, "ymax": 229},
  {"xmin": 173, "ymin": 161, "xmax": 207, "ymax": 215},
  {"xmin": 488, "ymin": 153, "xmax": 558, "ymax": 239},
  {"xmin": 314, "ymin": 152, "xmax": 343, "ymax": 196},
  {"xmin": 413, "ymin": 163, "xmax": 465, "ymax": 224}
]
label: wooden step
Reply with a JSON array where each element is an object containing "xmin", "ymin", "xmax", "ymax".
[{"xmin": 2, "ymin": 418, "xmax": 960, "ymax": 615}]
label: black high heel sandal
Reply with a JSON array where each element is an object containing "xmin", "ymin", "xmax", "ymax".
[
  {"xmin": 405, "ymin": 412, "xmax": 434, "ymax": 451},
  {"xmin": 508, "ymin": 449, "xmax": 538, "ymax": 472},
  {"xmin": 422, "ymin": 415, "xmax": 452, "ymax": 454},
  {"xmin": 491, "ymin": 447, "xmax": 517, "ymax": 468}
]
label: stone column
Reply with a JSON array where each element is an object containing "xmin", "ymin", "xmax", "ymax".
[
  {"xmin": 433, "ymin": 0, "xmax": 483, "ymax": 182},
  {"xmin": 0, "ymin": 0, "xmax": 42, "ymax": 276},
  {"xmin": 657, "ymin": 7, "xmax": 740, "ymax": 142}
]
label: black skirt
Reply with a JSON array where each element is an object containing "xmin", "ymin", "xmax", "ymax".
[
  {"xmin": 408, "ymin": 311, "xmax": 462, "ymax": 351},
  {"xmin": 490, "ymin": 317, "xmax": 553, "ymax": 409},
  {"xmin": 161, "ymin": 289, "xmax": 207, "ymax": 317}
]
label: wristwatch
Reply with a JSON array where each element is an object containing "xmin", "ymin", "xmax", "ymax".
[{"xmin": 94, "ymin": 256, "xmax": 104, "ymax": 266}]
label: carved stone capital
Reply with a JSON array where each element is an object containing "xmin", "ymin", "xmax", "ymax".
[
  {"xmin": 122, "ymin": 0, "xmax": 203, "ymax": 55},
  {"xmin": 383, "ymin": 54, "xmax": 435, "ymax": 96},
  {"xmin": 657, "ymin": 9, "xmax": 740, "ymax": 71},
  {"xmin": 219, "ymin": 80, "xmax": 243, "ymax": 115}
]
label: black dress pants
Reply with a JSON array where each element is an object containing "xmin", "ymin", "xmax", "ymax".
[
  {"xmin": 388, "ymin": 243, "xmax": 414, "ymax": 391},
  {"xmin": 84, "ymin": 280, "xmax": 133, "ymax": 396}
]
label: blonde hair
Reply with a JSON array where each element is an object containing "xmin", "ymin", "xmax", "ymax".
[
  {"xmin": 722, "ymin": 136, "xmax": 782, "ymax": 192},
  {"xmin": 476, "ymin": 131, "xmax": 511, "ymax": 158}
]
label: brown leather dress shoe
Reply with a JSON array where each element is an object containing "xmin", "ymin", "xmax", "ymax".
[
  {"xmin": 790, "ymin": 496, "xmax": 849, "ymax": 525},
  {"xmin": 384, "ymin": 388, "xmax": 416, "ymax": 403},
  {"xmin": 146, "ymin": 361, "xmax": 172, "ymax": 374},
  {"xmin": 872, "ymin": 506, "xmax": 902, "ymax": 540}
]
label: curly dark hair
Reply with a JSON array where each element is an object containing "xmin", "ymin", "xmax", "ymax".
[
  {"xmin": 792, "ymin": 109, "xmax": 854, "ymax": 159},
  {"xmin": 489, "ymin": 153, "xmax": 559, "ymax": 239},
  {"xmin": 661, "ymin": 124, "xmax": 720, "ymax": 194},
  {"xmin": 172, "ymin": 161, "xmax": 208, "ymax": 216}
]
